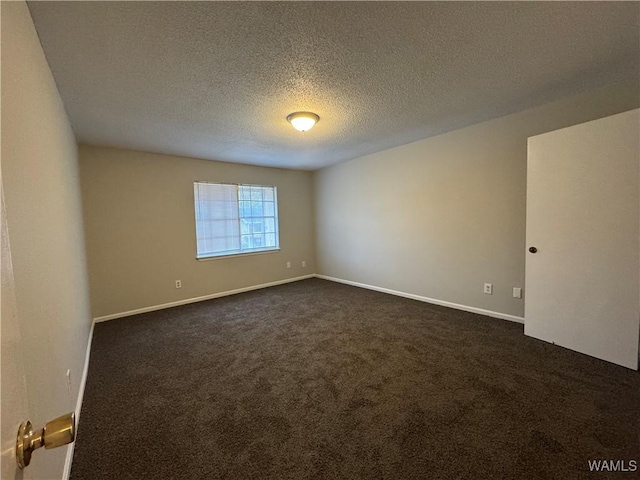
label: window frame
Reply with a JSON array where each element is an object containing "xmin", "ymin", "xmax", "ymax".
[{"xmin": 193, "ymin": 181, "xmax": 280, "ymax": 260}]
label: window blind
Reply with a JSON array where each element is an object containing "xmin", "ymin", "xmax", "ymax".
[{"xmin": 194, "ymin": 182, "xmax": 279, "ymax": 259}]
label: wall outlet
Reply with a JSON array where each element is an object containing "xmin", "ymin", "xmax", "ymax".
[
  {"xmin": 513, "ymin": 287, "xmax": 522, "ymax": 299},
  {"xmin": 66, "ymin": 369, "xmax": 72, "ymax": 395},
  {"xmin": 302, "ymin": 260, "xmax": 306, "ymax": 268},
  {"xmin": 286, "ymin": 261, "xmax": 291, "ymax": 269},
  {"xmin": 175, "ymin": 280, "xmax": 182, "ymax": 289},
  {"xmin": 483, "ymin": 283, "xmax": 493, "ymax": 295}
]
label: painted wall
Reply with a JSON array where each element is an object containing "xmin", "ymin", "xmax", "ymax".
[
  {"xmin": 525, "ymin": 109, "xmax": 639, "ymax": 369},
  {"xmin": 79, "ymin": 146, "xmax": 315, "ymax": 319},
  {"xmin": 314, "ymin": 82, "xmax": 639, "ymax": 319},
  {"xmin": 1, "ymin": 2, "xmax": 93, "ymax": 478}
]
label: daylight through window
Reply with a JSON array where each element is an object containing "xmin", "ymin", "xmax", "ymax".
[{"xmin": 194, "ymin": 182, "xmax": 279, "ymax": 259}]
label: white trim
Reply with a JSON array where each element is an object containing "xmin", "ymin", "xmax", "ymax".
[
  {"xmin": 315, "ymin": 275, "xmax": 525, "ymax": 324},
  {"xmin": 196, "ymin": 248, "xmax": 280, "ymax": 261},
  {"xmin": 93, "ymin": 274, "xmax": 525, "ymax": 325},
  {"xmin": 93, "ymin": 275, "xmax": 315, "ymax": 323},
  {"xmin": 63, "ymin": 320, "xmax": 95, "ymax": 480}
]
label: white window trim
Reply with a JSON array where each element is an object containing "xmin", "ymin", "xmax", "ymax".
[{"xmin": 196, "ymin": 248, "xmax": 281, "ymax": 262}]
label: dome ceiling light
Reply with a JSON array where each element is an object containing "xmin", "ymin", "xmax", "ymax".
[{"xmin": 286, "ymin": 112, "xmax": 319, "ymax": 132}]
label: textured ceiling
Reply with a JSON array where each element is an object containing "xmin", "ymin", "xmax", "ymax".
[{"xmin": 28, "ymin": 2, "xmax": 639, "ymax": 170}]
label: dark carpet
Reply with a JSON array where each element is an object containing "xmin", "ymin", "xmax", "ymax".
[{"xmin": 70, "ymin": 278, "xmax": 639, "ymax": 480}]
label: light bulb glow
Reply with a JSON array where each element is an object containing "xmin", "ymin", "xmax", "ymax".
[{"xmin": 287, "ymin": 112, "xmax": 319, "ymax": 132}]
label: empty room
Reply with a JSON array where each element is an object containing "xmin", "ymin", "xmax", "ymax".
[{"xmin": 2, "ymin": 1, "xmax": 639, "ymax": 479}]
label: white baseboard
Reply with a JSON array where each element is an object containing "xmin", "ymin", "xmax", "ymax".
[
  {"xmin": 63, "ymin": 319, "xmax": 95, "ymax": 480},
  {"xmin": 93, "ymin": 273, "xmax": 524, "ymax": 325},
  {"xmin": 93, "ymin": 275, "xmax": 316, "ymax": 323},
  {"xmin": 315, "ymin": 274, "xmax": 525, "ymax": 324}
]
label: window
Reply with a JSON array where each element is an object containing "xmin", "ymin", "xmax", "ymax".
[{"xmin": 194, "ymin": 182, "xmax": 279, "ymax": 259}]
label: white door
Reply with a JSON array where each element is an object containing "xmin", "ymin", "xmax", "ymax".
[
  {"xmin": 525, "ymin": 109, "xmax": 640, "ymax": 370},
  {"xmin": 1, "ymin": 185, "xmax": 33, "ymax": 479}
]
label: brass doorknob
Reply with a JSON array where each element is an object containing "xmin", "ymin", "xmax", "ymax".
[{"xmin": 16, "ymin": 412, "xmax": 75, "ymax": 469}]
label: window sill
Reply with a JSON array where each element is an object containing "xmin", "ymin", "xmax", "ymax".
[{"xmin": 196, "ymin": 248, "xmax": 281, "ymax": 261}]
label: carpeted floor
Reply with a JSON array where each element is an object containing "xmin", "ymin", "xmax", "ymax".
[{"xmin": 70, "ymin": 278, "xmax": 639, "ymax": 479}]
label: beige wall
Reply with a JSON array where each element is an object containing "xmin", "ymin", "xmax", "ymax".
[
  {"xmin": 79, "ymin": 146, "xmax": 315, "ymax": 318},
  {"xmin": 314, "ymin": 82, "xmax": 640, "ymax": 319},
  {"xmin": 1, "ymin": 2, "xmax": 92, "ymax": 478}
]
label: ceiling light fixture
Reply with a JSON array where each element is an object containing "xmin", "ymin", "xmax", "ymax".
[{"xmin": 287, "ymin": 112, "xmax": 319, "ymax": 132}]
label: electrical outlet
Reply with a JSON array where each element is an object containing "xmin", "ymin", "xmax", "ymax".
[
  {"xmin": 483, "ymin": 283, "xmax": 493, "ymax": 295},
  {"xmin": 302, "ymin": 260, "xmax": 306, "ymax": 268},
  {"xmin": 286, "ymin": 261, "xmax": 291, "ymax": 269},
  {"xmin": 66, "ymin": 369, "xmax": 72, "ymax": 395},
  {"xmin": 513, "ymin": 287, "xmax": 522, "ymax": 299},
  {"xmin": 175, "ymin": 280, "xmax": 182, "ymax": 289}
]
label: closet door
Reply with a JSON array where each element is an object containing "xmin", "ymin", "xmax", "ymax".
[{"xmin": 525, "ymin": 109, "xmax": 639, "ymax": 370}]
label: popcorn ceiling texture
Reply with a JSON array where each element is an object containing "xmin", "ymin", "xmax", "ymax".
[{"xmin": 28, "ymin": 2, "xmax": 639, "ymax": 170}]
